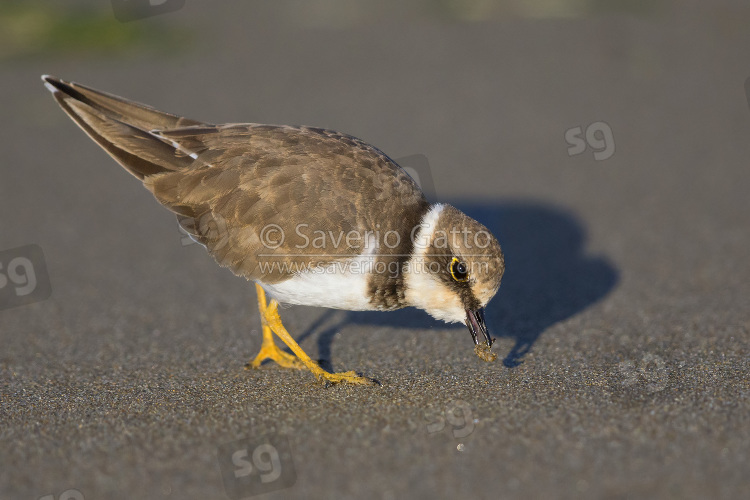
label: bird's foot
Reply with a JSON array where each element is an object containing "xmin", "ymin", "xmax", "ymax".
[
  {"xmin": 246, "ymin": 340, "xmax": 305, "ymax": 370},
  {"xmin": 309, "ymin": 367, "xmax": 378, "ymax": 386},
  {"xmin": 253, "ymin": 283, "xmax": 378, "ymax": 386}
]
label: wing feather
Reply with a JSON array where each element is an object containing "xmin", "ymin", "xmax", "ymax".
[
  {"xmin": 145, "ymin": 125, "xmax": 427, "ymax": 283},
  {"xmin": 44, "ymin": 76, "xmax": 428, "ymax": 285}
]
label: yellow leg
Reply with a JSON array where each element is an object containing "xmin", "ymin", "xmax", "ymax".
[
  {"xmin": 246, "ymin": 284, "xmax": 305, "ymax": 369},
  {"xmin": 248, "ymin": 284, "xmax": 375, "ymax": 385}
]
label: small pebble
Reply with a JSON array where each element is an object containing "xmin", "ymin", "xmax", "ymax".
[{"xmin": 474, "ymin": 344, "xmax": 497, "ymax": 362}]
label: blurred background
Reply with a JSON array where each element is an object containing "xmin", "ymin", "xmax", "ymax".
[{"xmin": 1, "ymin": 1, "xmax": 749, "ymax": 499}]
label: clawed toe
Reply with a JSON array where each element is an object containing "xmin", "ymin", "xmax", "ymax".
[
  {"xmin": 246, "ymin": 343, "xmax": 306, "ymax": 370},
  {"xmin": 315, "ymin": 369, "xmax": 378, "ymax": 386}
]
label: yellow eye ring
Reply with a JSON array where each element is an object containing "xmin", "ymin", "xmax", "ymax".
[{"xmin": 450, "ymin": 257, "xmax": 469, "ymax": 282}]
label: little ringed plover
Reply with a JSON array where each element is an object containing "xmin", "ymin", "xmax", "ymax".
[{"xmin": 42, "ymin": 75, "xmax": 505, "ymax": 385}]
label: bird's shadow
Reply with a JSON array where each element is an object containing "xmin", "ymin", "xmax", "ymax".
[{"xmin": 291, "ymin": 201, "xmax": 619, "ymax": 369}]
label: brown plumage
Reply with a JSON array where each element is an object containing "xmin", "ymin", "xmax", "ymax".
[{"xmin": 43, "ymin": 76, "xmax": 429, "ymax": 294}]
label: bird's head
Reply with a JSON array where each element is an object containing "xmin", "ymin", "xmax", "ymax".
[{"xmin": 404, "ymin": 204, "xmax": 505, "ymax": 349}]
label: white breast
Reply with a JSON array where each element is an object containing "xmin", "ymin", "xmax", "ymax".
[{"xmin": 258, "ymin": 236, "xmax": 379, "ymax": 311}]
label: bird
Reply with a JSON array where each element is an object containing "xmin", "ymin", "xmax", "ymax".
[{"xmin": 41, "ymin": 75, "xmax": 505, "ymax": 385}]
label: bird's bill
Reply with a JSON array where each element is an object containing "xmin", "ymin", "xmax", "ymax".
[{"xmin": 465, "ymin": 308, "xmax": 494, "ymax": 348}]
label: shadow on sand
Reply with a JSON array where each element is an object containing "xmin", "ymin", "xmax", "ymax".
[{"xmin": 290, "ymin": 200, "xmax": 618, "ymax": 368}]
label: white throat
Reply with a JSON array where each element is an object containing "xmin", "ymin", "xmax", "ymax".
[{"xmin": 403, "ymin": 204, "xmax": 465, "ymax": 323}]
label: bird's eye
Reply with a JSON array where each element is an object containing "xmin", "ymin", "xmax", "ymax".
[{"xmin": 450, "ymin": 257, "xmax": 469, "ymax": 282}]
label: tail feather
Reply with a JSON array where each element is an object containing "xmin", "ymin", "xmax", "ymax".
[
  {"xmin": 42, "ymin": 75, "xmax": 204, "ymax": 131},
  {"xmin": 42, "ymin": 75, "xmax": 208, "ymax": 179}
]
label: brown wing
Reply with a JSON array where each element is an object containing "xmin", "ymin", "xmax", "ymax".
[
  {"xmin": 145, "ymin": 124, "xmax": 427, "ymax": 283},
  {"xmin": 43, "ymin": 76, "xmax": 427, "ymax": 283},
  {"xmin": 43, "ymin": 75, "xmax": 206, "ymax": 179}
]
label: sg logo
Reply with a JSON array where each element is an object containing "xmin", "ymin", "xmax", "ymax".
[
  {"xmin": 426, "ymin": 400, "xmax": 475, "ymax": 439},
  {"xmin": 0, "ymin": 245, "xmax": 52, "ymax": 311},
  {"xmin": 395, "ymin": 154, "xmax": 437, "ymax": 203},
  {"xmin": 232, "ymin": 443, "xmax": 282, "ymax": 483},
  {"xmin": 218, "ymin": 434, "xmax": 296, "ymax": 499},
  {"xmin": 565, "ymin": 121, "xmax": 615, "ymax": 161},
  {"xmin": 111, "ymin": 0, "xmax": 186, "ymax": 22},
  {"xmin": 38, "ymin": 490, "xmax": 84, "ymax": 500}
]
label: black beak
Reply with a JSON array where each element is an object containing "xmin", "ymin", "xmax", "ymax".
[{"xmin": 465, "ymin": 308, "xmax": 494, "ymax": 348}]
